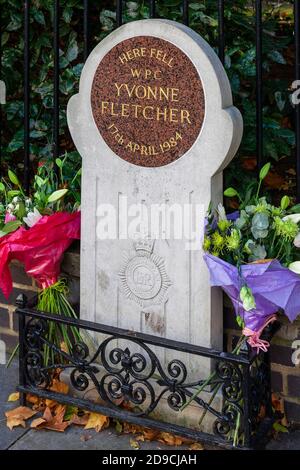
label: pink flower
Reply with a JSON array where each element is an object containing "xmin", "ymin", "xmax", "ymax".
[{"xmin": 4, "ymin": 212, "xmax": 17, "ymax": 223}]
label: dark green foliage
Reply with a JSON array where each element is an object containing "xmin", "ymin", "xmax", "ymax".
[{"xmin": 0, "ymin": 1, "xmax": 296, "ymax": 190}]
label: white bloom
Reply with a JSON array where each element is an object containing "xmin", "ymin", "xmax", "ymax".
[
  {"xmin": 7, "ymin": 203, "xmax": 14, "ymax": 211},
  {"xmin": 12, "ymin": 196, "xmax": 19, "ymax": 204},
  {"xmin": 23, "ymin": 207, "xmax": 42, "ymax": 228},
  {"xmin": 25, "ymin": 198, "xmax": 32, "ymax": 206},
  {"xmin": 217, "ymin": 203, "xmax": 227, "ymax": 221},
  {"xmin": 283, "ymin": 214, "xmax": 300, "ymax": 224},
  {"xmin": 288, "ymin": 261, "xmax": 300, "ymax": 274},
  {"xmin": 294, "ymin": 232, "xmax": 300, "ymax": 248}
]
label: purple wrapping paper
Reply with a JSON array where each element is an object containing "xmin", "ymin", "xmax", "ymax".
[{"xmin": 204, "ymin": 254, "xmax": 300, "ymax": 331}]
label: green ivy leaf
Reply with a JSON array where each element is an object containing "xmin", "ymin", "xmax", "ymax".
[
  {"xmin": 66, "ymin": 39, "xmax": 78, "ymax": 62},
  {"xmin": 268, "ymin": 50, "xmax": 286, "ymax": 64},
  {"xmin": 33, "ymin": 9, "xmax": 46, "ymax": 26}
]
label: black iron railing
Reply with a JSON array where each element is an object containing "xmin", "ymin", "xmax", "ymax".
[
  {"xmin": 15, "ymin": 295, "xmax": 279, "ymax": 449},
  {"xmin": 3, "ymin": 1, "xmax": 299, "ymax": 194}
]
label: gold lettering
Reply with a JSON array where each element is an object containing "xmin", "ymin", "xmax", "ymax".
[
  {"xmin": 171, "ymin": 88, "xmax": 179, "ymax": 102},
  {"xmin": 101, "ymin": 101, "xmax": 110, "ymax": 114},
  {"xmin": 156, "ymin": 107, "xmax": 168, "ymax": 121},
  {"xmin": 114, "ymin": 83, "xmax": 125, "ymax": 97},
  {"xmin": 135, "ymin": 85, "xmax": 147, "ymax": 99},
  {"xmin": 126, "ymin": 141, "xmax": 134, "ymax": 151},
  {"xmin": 110, "ymin": 102, "xmax": 119, "ymax": 116},
  {"xmin": 132, "ymin": 48, "xmax": 141, "ymax": 58},
  {"xmin": 181, "ymin": 109, "xmax": 191, "ymax": 124},
  {"xmin": 132, "ymin": 104, "xmax": 142, "ymax": 118},
  {"xmin": 119, "ymin": 53, "xmax": 128, "ymax": 64},
  {"xmin": 127, "ymin": 50, "xmax": 134, "ymax": 60},
  {"xmin": 159, "ymin": 87, "xmax": 169, "ymax": 101},
  {"xmin": 150, "ymin": 48, "xmax": 156, "ymax": 58},
  {"xmin": 142, "ymin": 106, "xmax": 154, "ymax": 120},
  {"xmin": 146, "ymin": 86, "xmax": 157, "ymax": 100},
  {"xmin": 169, "ymin": 108, "xmax": 179, "ymax": 123},
  {"xmin": 121, "ymin": 103, "xmax": 130, "ymax": 117},
  {"xmin": 156, "ymin": 50, "xmax": 163, "ymax": 60},
  {"xmin": 140, "ymin": 145, "xmax": 148, "ymax": 156},
  {"xmin": 130, "ymin": 69, "xmax": 142, "ymax": 78}
]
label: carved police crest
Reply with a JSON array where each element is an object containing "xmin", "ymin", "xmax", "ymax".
[{"xmin": 119, "ymin": 240, "xmax": 171, "ymax": 307}]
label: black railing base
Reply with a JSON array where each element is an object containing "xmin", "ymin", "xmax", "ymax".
[{"xmin": 16, "ymin": 302, "xmax": 277, "ymax": 450}]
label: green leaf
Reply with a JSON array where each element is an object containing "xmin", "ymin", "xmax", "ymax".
[
  {"xmin": 273, "ymin": 422, "xmax": 288, "ymax": 433},
  {"xmin": 259, "ymin": 163, "xmax": 271, "ymax": 181},
  {"xmin": 0, "ymin": 220, "xmax": 22, "ymax": 236},
  {"xmin": 224, "ymin": 187, "xmax": 238, "ymax": 197},
  {"xmin": 236, "ymin": 315, "xmax": 245, "ymax": 328},
  {"xmin": 35, "ymin": 175, "xmax": 45, "ymax": 188},
  {"xmin": 33, "ymin": 9, "xmax": 46, "ymax": 26},
  {"xmin": 7, "ymin": 190, "xmax": 21, "ymax": 198},
  {"xmin": 268, "ymin": 50, "xmax": 286, "ymax": 65},
  {"xmin": 47, "ymin": 189, "xmax": 68, "ymax": 203},
  {"xmin": 281, "ymin": 195, "xmax": 290, "ymax": 211},
  {"xmin": 66, "ymin": 39, "xmax": 78, "ymax": 62},
  {"xmin": 289, "ymin": 204, "xmax": 300, "ymax": 214},
  {"xmin": 0, "ymin": 182, "xmax": 5, "ymax": 192},
  {"xmin": 63, "ymin": 405, "xmax": 78, "ymax": 421},
  {"xmin": 115, "ymin": 420, "xmax": 123, "ymax": 434},
  {"xmin": 8, "ymin": 170, "xmax": 20, "ymax": 186},
  {"xmin": 55, "ymin": 158, "xmax": 63, "ymax": 168},
  {"xmin": 63, "ymin": 7, "xmax": 73, "ymax": 24}
]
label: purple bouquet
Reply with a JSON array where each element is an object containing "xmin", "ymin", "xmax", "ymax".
[
  {"xmin": 204, "ymin": 254, "xmax": 300, "ymax": 352},
  {"xmin": 204, "ymin": 163, "xmax": 300, "ymax": 352}
]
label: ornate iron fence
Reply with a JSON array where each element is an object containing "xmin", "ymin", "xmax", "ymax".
[{"xmin": 16, "ymin": 294, "xmax": 280, "ymax": 449}]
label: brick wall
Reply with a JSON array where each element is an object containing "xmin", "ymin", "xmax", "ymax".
[
  {"xmin": 0, "ymin": 249, "xmax": 80, "ymax": 353},
  {"xmin": 1, "ymin": 257, "xmax": 299, "ymax": 425}
]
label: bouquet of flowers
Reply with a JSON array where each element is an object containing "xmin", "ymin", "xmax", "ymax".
[
  {"xmin": 0, "ymin": 155, "xmax": 82, "ymax": 364},
  {"xmin": 203, "ymin": 163, "xmax": 300, "ymax": 352},
  {"xmin": 182, "ymin": 164, "xmax": 300, "ymax": 446}
]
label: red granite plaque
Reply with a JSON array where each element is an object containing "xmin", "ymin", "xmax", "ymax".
[{"xmin": 91, "ymin": 36, "xmax": 205, "ymax": 167}]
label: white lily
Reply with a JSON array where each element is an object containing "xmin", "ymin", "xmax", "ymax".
[
  {"xmin": 23, "ymin": 207, "xmax": 42, "ymax": 228},
  {"xmin": 217, "ymin": 203, "xmax": 227, "ymax": 221},
  {"xmin": 294, "ymin": 232, "xmax": 300, "ymax": 248},
  {"xmin": 288, "ymin": 261, "xmax": 300, "ymax": 275},
  {"xmin": 283, "ymin": 214, "xmax": 300, "ymax": 224}
]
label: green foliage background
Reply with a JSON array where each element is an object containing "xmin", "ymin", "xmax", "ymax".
[{"xmin": 0, "ymin": 0, "xmax": 296, "ymax": 192}]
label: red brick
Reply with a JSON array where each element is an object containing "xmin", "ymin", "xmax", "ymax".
[
  {"xmin": 284, "ymin": 401, "xmax": 300, "ymax": 424},
  {"xmin": 10, "ymin": 262, "xmax": 32, "ymax": 286},
  {"xmin": 270, "ymin": 344, "xmax": 294, "ymax": 367},
  {"xmin": 271, "ymin": 371, "xmax": 283, "ymax": 393}
]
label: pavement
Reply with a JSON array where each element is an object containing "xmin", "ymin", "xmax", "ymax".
[{"xmin": 1, "ymin": 359, "xmax": 300, "ymax": 451}]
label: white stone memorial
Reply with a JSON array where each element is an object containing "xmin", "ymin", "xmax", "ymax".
[{"xmin": 67, "ymin": 19, "xmax": 243, "ymax": 387}]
